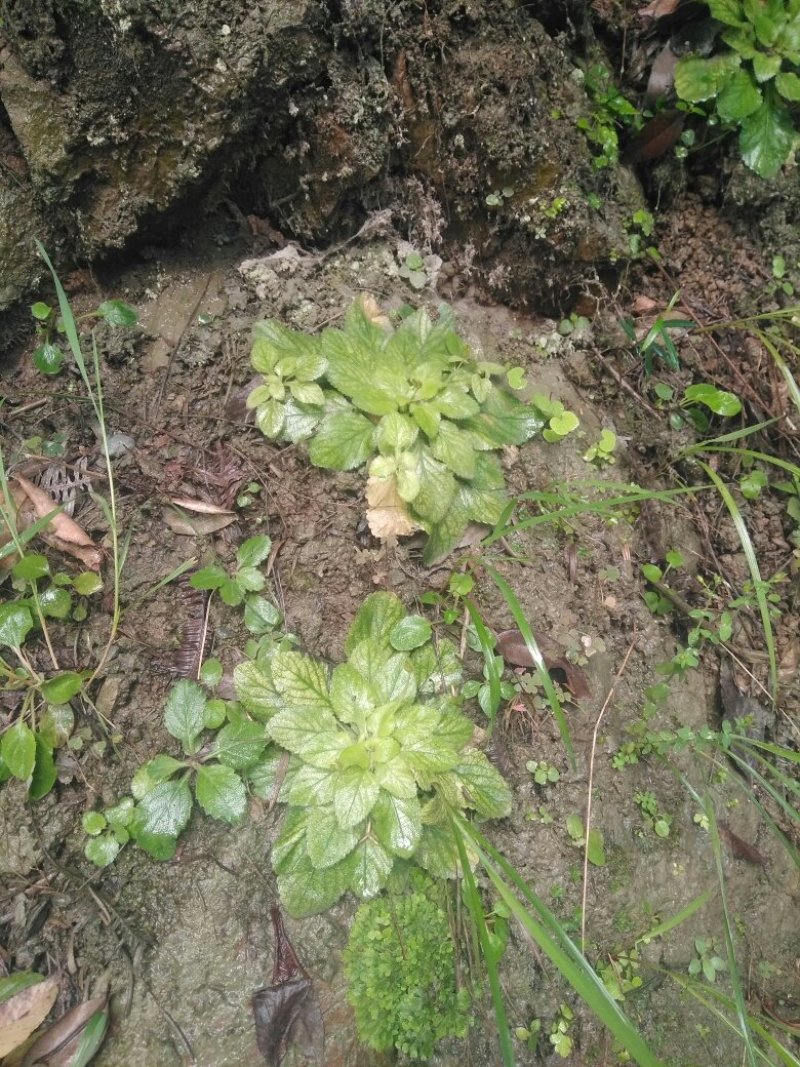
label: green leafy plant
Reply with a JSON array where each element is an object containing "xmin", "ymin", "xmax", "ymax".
[
  {"xmin": 526, "ymin": 759, "xmax": 561, "ymax": 786},
  {"xmin": 30, "ymin": 295, "xmax": 137, "ymax": 376},
  {"xmin": 189, "ymin": 534, "xmax": 282, "ymax": 634},
  {"xmin": 633, "ymin": 790, "xmax": 673, "ymax": 838},
  {"xmin": 598, "ymin": 950, "xmax": 644, "ymax": 1003},
  {"xmin": 533, "ymin": 393, "xmax": 580, "ymax": 443},
  {"xmin": 549, "ymin": 1002, "xmax": 575, "ymax": 1058},
  {"xmin": 674, "ymin": 0, "xmax": 800, "ymax": 178},
  {"xmin": 566, "ymin": 813, "xmax": 607, "ymax": 866},
  {"xmin": 247, "ymin": 300, "xmax": 547, "ymax": 561},
  {"xmin": 577, "ymin": 64, "xmax": 643, "ymax": 169},
  {"xmin": 689, "ymin": 936, "xmax": 728, "ymax": 984},
  {"xmin": 343, "ymin": 871, "xmax": 470, "ymax": 1060},
  {"xmin": 622, "ymin": 293, "xmax": 695, "ymax": 374},
  {"xmin": 235, "ymin": 591, "xmax": 512, "ymax": 916},
  {"xmin": 583, "ymin": 428, "xmax": 617, "ymax": 466},
  {"xmin": 82, "ymin": 677, "xmax": 278, "ymax": 865}
]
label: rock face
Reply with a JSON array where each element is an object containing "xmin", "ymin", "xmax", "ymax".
[{"xmin": 0, "ymin": 0, "xmax": 640, "ymax": 313}]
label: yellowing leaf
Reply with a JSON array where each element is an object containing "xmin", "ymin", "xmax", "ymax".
[
  {"xmin": 0, "ymin": 976, "xmax": 59, "ymax": 1057},
  {"xmin": 365, "ymin": 476, "xmax": 421, "ymax": 539}
]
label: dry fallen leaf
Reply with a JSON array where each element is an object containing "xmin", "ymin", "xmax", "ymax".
[
  {"xmin": 365, "ymin": 476, "xmax": 421, "ymax": 539},
  {"xmin": 638, "ymin": 0, "xmax": 681, "ymax": 18},
  {"xmin": 23, "ymin": 994, "xmax": 108, "ymax": 1066},
  {"xmin": 10, "ymin": 476, "xmax": 102, "ymax": 571},
  {"xmin": 496, "ymin": 629, "xmax": 591, "ymax": 700},
  {"xmin": 169, "ymin": 497, "xmax": 235, "ymax": 515},
  {"xmin": 162, "ymin": 507, "xmax": 236, "ymax": 536},
  {"xmin": 0, "ymin": 977, "xmax": 59, "ymax": 1057},
  {"xmin": 252, "ymin": 908, "xmax": 323, "ymax": 1067},
  {"xmin": 358, "ymin": 293, "xmax": 390, "ymax": 328}
]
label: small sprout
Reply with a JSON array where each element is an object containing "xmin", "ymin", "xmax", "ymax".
[
  {"xmin": 583, "ymin": 428, "xmax": 616, "ymax": 466},
  {"xmin": 526, "ymin": 759, "xmax": 560, "ymax": 786}
]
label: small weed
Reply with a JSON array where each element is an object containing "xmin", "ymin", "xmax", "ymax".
[
  {"xmin": 549, "ymin": 1002, "xmax": 575, "ymax": 1058},
  {"xmin": 566, "ymin": 813, "xmax": 607, "ymax": 866},
  {"xmin": 583, "ymin": 428, "xmax": 617, "ymax": 466},
  {"xmin": 598, "ymin": 950, "xmax": 644, "ymax": 1003},
  {"xmin": 577, "ymin": 64, "xmax": 643, "ymax": 170},
  {"xmin": 622, "ymin": 292, "xmax": 695, "ymax": 373},
  {"xmin": 634, "ymin": 791, "xmax": 673, "ymax": 838},
  {"xmin": 526, "ymin": 759, "xmax": 561, "ymax": 786},
  {"xmin": 688, "ymin": 937, "xmax": 727, "ymax": 984}
]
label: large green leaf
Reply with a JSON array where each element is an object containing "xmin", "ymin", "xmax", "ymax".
[
  {"xmin": 322, "ymin": 328, "xmax": 407, "ymax": 415},
  {"xmin": 277, "ymin": 851, "xmax": 353, "ymax": 917},
  {"xmin": 708, "ymin": 0, "xmax": 745, "ymax": 25},
  {"xmin": 134, "ymin": 779, "xmax": 193, "ymax": 837},
  {"xmin": 40, "ymin": 671, "xmax": 84, "ymax": 705},
  {"xmin": 752, "ymin": 52, "xmax": 782, "ymax": 83},
  {"xmin": 29, "ymin": 736, "xmax": 57, "ymax": 800},
  {"xmin": 344, "ymin": 592, "xmax": 407, "ymax": 655},
  {"xmin": 408, "ymin": 450, "xmax": 457, "ymax": 524},
  {"xmin": 389, "ymin": 615, "xmax": 432, "ymax": 652},
  {"xmin": 415, "ymin": 824, "xmax": 460, "ymax": 878},
  {"xmin": 131, "ymin": 754, "xmax": 187, "ymax": 798},
  {"xmin": 1, "ymin": 721, "xmax": 36, "ymax": 779},
  {"xmin": 717, "ymin": 68, "xmax": 762, "ymax": 119},
  {"xmin": 739, "ymin": 93, "xmax": 795, "ymax": 176},
  {"xmin": 349, "ymin": 643, "xmax": 417, "ymax": 705},
  {"xmin": 245, "ymin": 748, "xmax": 290, "ymax": 800},
  {"xmin": 267, "ymin": 706, "xmax": 350, "ymax": 767},
  {"xmin": 214, "ymin": 720, "xmax": 268, "ymax": 769},
  {"xmin": 349, "ymin": 837, "xmax": 393, "ymax": 898},
  {"xmin": 164, "ymin": 680, "xmax": 206, "ymax": 752},
  {"xmin": 464, "ymin": 387, "xmax": 543, "ymax": 448},
  {"xmin": 307, "ymin": 410, "xmax": 376, "ymax": 470},
  {"xmin": 282, "ymin": 397, "xmax": 324, "ymax": 442},
  {"xmin": 372, "ymin": 793, "xmax": 422, "ymax": 857},
  {"xmin": 775, "ymin": 70, "xmax": 800, "ymax": 100},
  {"xmin": 251, "ymin": 320, "xmax": 324, "ymax": 375},
  {"xmin": 376, "ymin": 411, "xmax": 419, "ymax": 453},
  {"xmin": 286, "ymin": 763, "xmax": 338, "ymax": 806},
  {"xmin": 431, "ymin": 420, "xmax": 477, "ymax": 479},
  {"xmin": 333, "ymin": 767, "xmax": 380, "ymax": 829},
  {"xmin": 374, "ymin": 755, "xmax": 419, "ymax": 799},
  {"xmin": 419, "ymin": 492, "xmax": 473, "ymax": 564},
  {"xmin": 452, "ymin": 750, "xmax": 513, "ymax": 818},
  {"xmin": 233, "ymin": 661, "xmax": 282, "ymax": 721},
  {"xmin": 236, "ymin": 534, "xmax": 272, "ymax": 568},
  {"xmin": 675, "ymin": 56, "xmax": 727, "ymax": 102},
  {"xmin": 0, "ymin": 603, "xmax": 34, "ymax": 648},
  {"xmin": 434, "ymin": 386, "xmax": 480, "ymax": 420},
  {"xmin": 270, "ymin": 651, "xmax": 331, "ymax": 709},
  {"xmin": 255, "ymin": 399, "xmax": 285, "ymax": 438},
  {"xmin": 306, "ymin": 805, "xmax": 360, "ymax": 867},
  {"xmin": 195, "ymin": 764, "xmax": 247, "ymax": 823},
  {"xmin": 330, "ymin": 663, "xmax": 378, "ymax": 725},
  {"xmin": 395, "ymin": 705, "xmax": 463, "ymax": 774},
  {"xmin": 272, "ymin": 806, "xmax": 309, "ymax": 872},
  {"xmin": 414, "ymin": 637, "xmax": 463, "ymax": 693}
]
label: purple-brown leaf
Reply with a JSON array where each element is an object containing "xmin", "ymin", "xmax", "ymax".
[
  {"xmin": 252, "ymin": 908, "xmax": 324, "ymax": 1067},
  {"xmin": 496, "ymin": 629, "xmax": 591, "ymax": 700}
]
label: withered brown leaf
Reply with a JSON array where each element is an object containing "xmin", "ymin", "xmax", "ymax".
[{"xmin": 251, "ymin": 907, "xmax": 323, "ymax": 1067}]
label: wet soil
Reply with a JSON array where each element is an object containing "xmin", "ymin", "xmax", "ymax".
[{"xmin": 1, "ymin": 191, "xmax": 799, "ymax": 1066}]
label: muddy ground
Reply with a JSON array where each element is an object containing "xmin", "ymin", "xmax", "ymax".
[{"xmin": 1, "ymin": 180, "xmax": 798, "ymax": 1067}]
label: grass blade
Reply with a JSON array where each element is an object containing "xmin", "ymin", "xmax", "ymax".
[
  {"xmin": 481, "ymin": 563, "xmax": 574, "ymax": 767},
  {"xmin": 464, "ymin": 597, "xmax": 502, "ymax": 725},
  {"xmin": 455, "ymin": 816, "xmax": 666, "ymax": 1067},
  {"xmin": 695, "ymin": 461, "xmax": 777, "ymax": 701},
  {"xmin": 450, "ymin": 821, "xmax": 514, "ymax": 1066},
  {"xmin": 704, "ymin": 797, "xmax": 758, "ymax": 1067}
]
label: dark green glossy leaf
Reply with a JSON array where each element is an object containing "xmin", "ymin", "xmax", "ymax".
[
  {"xmin": 41, "ymin": 671, "xmax": 84, "ymax": 704},
  {"xmin": 0, "ymin": 603, "xmax": 34, "ymax": 648},
  {"xmin": 33, "ymin": 343, "xmax": 64, "ymax": 375},
  {"xmin": 29, "ymin": 736, "xmax": 57, "ymax": 800},
  {"xmin": 11, "ymin": 553, "xmax": 49, "ymax": 581},
  {"xmin": 1, "ymin": 721, "xmax": 36, "ymax": 779}
]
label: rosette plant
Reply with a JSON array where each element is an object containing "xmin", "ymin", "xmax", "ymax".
[
  {"xmin": 247, "ymin": 300, "xmax": 545, "ymax": 561},
  {"xmin": 234, "ymin": 592, "xmax": 512, "ymax": 917}
]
